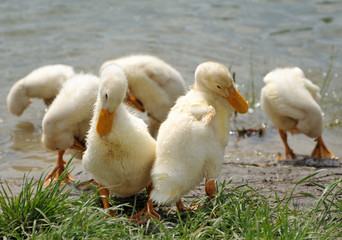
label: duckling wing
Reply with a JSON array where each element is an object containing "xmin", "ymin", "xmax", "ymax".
[
  {"xmin": 261, "ymin": 84, "xmax": 306, "ymax": 121},
  {"xmin": 303, "ymin": 78, "xmax": 321, "ymax": 102},
  {"xmin": 188, "ymin": 104, "xmax": 216, "ymax": 125},
  {"xmin": 144, "ymin": 61, "xmax": 185, "ymax": 98},
  {"xmin": 151, "ymin": 98, "xmax": 222, "ymax": 204}
]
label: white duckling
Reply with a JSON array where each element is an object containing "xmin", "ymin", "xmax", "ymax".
[
  {"xmin": 260, "ymin": 67, "xmax": 336, "ymax": 160},
  {"xmin": 82, "ymin": 63, "xmax": 160, "ymax": 222},
  {"xmin": 150, "ymin": 62, "xmax": 248, "ymax": 210},
  {"xmin": 100, "ymin": 55, "xmax": 186, "ymax": 136},
  {"xmin": 42, "ymin": 73, "xmax": 100, "ymax": 186},
  {"xmin": 7, "ymin": 64, "xmax": 75, "ymax": 116}
]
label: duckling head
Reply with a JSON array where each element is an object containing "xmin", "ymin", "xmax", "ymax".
[
  {"xmin": 41, "ymin": 129, "xmax": 74, "ymax": 151},
  {"xmin": 194, "ymin": 62, "xmax": 248, "ymax": 114},
  {"xmin": 96, "ymin": 64, "xmax": 127, "ymax": 137},
  {"xmin": 7, "ymin": 80, "xmax": 31, "ymax": 116}
]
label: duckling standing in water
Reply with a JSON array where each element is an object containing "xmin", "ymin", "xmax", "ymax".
[
  {"xmin": 42, "ymin": 74, "xmax": 100, "ymax": 186},
  {"xmin": 260, "ymin": 67, "xmax": 336, "ymax": 160}
]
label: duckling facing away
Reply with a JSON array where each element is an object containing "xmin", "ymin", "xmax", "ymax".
[
  {"xmin": 100, "ymin": 55, "xmax": 186, "ymax": 136},
  {"xmin": 82, "ymin": 63, "xmax": 160, "ymax": 223},
  {"xmin": 150, "ymin": 62, "xmax": 248, "ymax": 210},
  {"xmin": 7, "ymin": 64, "xmax": 75, "ymax": 116},
  {"xmin": 42, "ymin": 74, "xmax": 100, "ymax": 186},
  {"xmin": 260, "ymin": 67, "xmax": 336, "ymax": 160}
]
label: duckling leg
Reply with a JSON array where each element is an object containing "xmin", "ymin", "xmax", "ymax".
[
  {"xmin": 130, "ymin": 184, "xmax": 161, "ymax": 224},
  {"xmin": 176, "ymin": 199, "xmax": 190, "ymax": 212},
  {"xmin": 277, "ymin": 129, "xmax": 296, "ymax": 160},
  {"xmin": 175, "ymin": 199, "xmax": 200, "ymax": 212},
  {"xmin": 44, "ymin": 137, "xmax": 84, "ymax": 187},
  {"xmin": 176, "ymin": 180, "xmax": 215, "ymax": 213},
  {"xmin": 205, "ymin": 179, "xmax": 216, "ymax": 199},
  {"xmin": 99, "ymin": 184, "xmax": 115, "ymax": 218},
  {"xmin": 202, "ymin": 179, "xmax": 216, "ymax": 208},
  {"xmin": 43, "ymin": 150, "xmax": 74, "ymax": 186},
  {"xmin": 311, "ymin": 136, "xmax": 337, "ymax": 159}
]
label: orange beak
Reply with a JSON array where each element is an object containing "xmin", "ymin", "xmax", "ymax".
[
  {"xmin": 124, "ymin": 89, "xmax": 145, "ymax": 112},
  {"xmin": 226, "ymin": 87, "xmax": 248, "ymax": 114},
  {"xmin": 96, "ymin": 108, "xmax": 115, "ymax": 137},
  {"xmin": 70, "ymin": 137, "xmax": 85, "ymax": 152}
]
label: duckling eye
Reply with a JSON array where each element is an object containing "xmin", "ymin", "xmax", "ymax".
[
  {"xmin": 216, "ymin": 85, "xmax": 222, "ymax": 89},
  {"xmin": 105, "ymin": 93, "xmax": 108, "ymax": 99}
]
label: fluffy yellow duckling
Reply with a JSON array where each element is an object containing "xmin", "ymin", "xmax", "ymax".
[
  {"xmin": 150, "ymin": 62, "xmax": 248, "ymax": 210},
  {"xmin": 100, "ymin": 55, "xmax": 186, "ymax": 136},
  {"xmin": 260, "ymin": 67, "xmax": 336, "ymax": 160},
  {"xmin": 7, "ymin": 64, "xmax": 75, "ymax": 116},
  {"xmin": 82, "ymin": 63, "xmax": 160, "ymax": 222},
  {"xmin": 42, "ymin": 74, "xmax": 100, "ymax": 186}
]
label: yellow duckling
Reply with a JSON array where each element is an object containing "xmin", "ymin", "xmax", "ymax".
[
  {"xmin": 82, "ymin": 63, "xmax": 160, "ymax": 222},
  {"xmin": 260, "ymin": 67, "xmax": 336, "ymax": 160},
  {"xmin": 42, "ymin": 74, "xmax": 100, "ymax": 186},
  {"xmin": 150, "ymin": 62, "xmax": 248, "ymax": 210},
  {"xmin": 7, "ymin": 64, "xmax": 75, "ymax": 116},
  {"xmin": 100, "ymin": 55, "xmax": 186, "ymax": 136}
]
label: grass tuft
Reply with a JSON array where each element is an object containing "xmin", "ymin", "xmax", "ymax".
[
  {"xmin": 320, "ymin": 45, "xmax": 338, "ymax": 102},
  {"xmin": 0, "ymin": 170, "xmax": 72, "ymax": 239},
  {"xmin": 1, "ymin": 163, "xmax": 341, "ymax": 239},
  {"xmin": 244, "ymin": 52, "xmax": 257, "ymax": 109}
]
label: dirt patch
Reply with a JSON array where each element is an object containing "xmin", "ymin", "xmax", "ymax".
[{"xmin": 1, "ymin": 131, "xmax": 341, "ymax": 213}]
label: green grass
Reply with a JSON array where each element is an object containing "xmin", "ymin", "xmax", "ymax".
[
  {"xmin": 317, "ymin": 46, "xmax": 341, "ymax": 128},
  {"xmin": 320, "ymin": 46, "xmax": 338, "ymax": 102},
  {"xmin": 244, "ymin": 52, "xmax": 257, "ymax": 109},
  {"xmin": 1, "ymin": 167, "xmax": 341, "ymax": 239}
]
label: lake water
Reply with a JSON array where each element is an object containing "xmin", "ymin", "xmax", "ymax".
[{"xmin": 0, "ymin": 0, "xmax": 341, "ymax": 184}]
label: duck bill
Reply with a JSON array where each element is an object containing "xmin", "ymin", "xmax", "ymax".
[
  {"xmin": 70, "ymin": 137, "xmax": 85, "ymax": 152},
  {"xmin": 226, "ymin": 88, "xmax": 248, "ymax": 114},
  {"xmin": 96, "ymin": 108, "xmax": 115, "ymax": 137},
  {"xmin": 125, "ymin": 89, "xmax": 145, "ymax": 112}
]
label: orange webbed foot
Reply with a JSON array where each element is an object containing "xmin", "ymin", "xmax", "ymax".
[
  {"xmin": 129, "ymin": 199, "xmax": 161, "ymax": 224},
  {"xmin": 176, "ymin": 180, "xmax": 216, "ymax": 213},
  {"xmin": 311, "ymin": 136, "xmax": 337, "ymax": 159},
  {"xmin": 277, "ymin": 152, "xmax": 297, "ymax": 161},
  {"xmin": 43, "ymin": 163, "xmax": 74, "ymax": 187},
  {"xmin": 176, "ymin": 199, "xmax": 198, "ymax": 213},
  {"xmin": 43, "ymin": 150, "xmax": 74, "ymax": 187},
  {"xmin": 103, "ymin": 210, "xmax": 116, "ymax": 219}
]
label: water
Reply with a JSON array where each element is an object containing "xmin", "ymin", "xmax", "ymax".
[{"xmin": 1, "ymin": 0, "xmax": 341, "ymax": 183}]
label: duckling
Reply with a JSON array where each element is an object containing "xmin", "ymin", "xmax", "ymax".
[
  {"xmin": 100, "ymin": 55, "xmax": 186, "ymax": 136},
  {"xmin": 82, "ymin": 63, "xmax": 160, "ymax": 222},
  {"xmin": 42, "ymin": 73, "xmax": 100, "ymax": 186},
  {"xmin": 150, "ymin": 62, "xmax": 248, "ymax": 210},
  {"xmin": 7, "ymin": 64, "xmax": 75, "ymax": 116},
  {"xmin": 260, "ymin": 67, "xmax": 336, "ymax": 160}
]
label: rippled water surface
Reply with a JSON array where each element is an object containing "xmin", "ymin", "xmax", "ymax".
[{"xmin": 1, "ymin": 0, "xmax": 341, "ymax": 181}]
